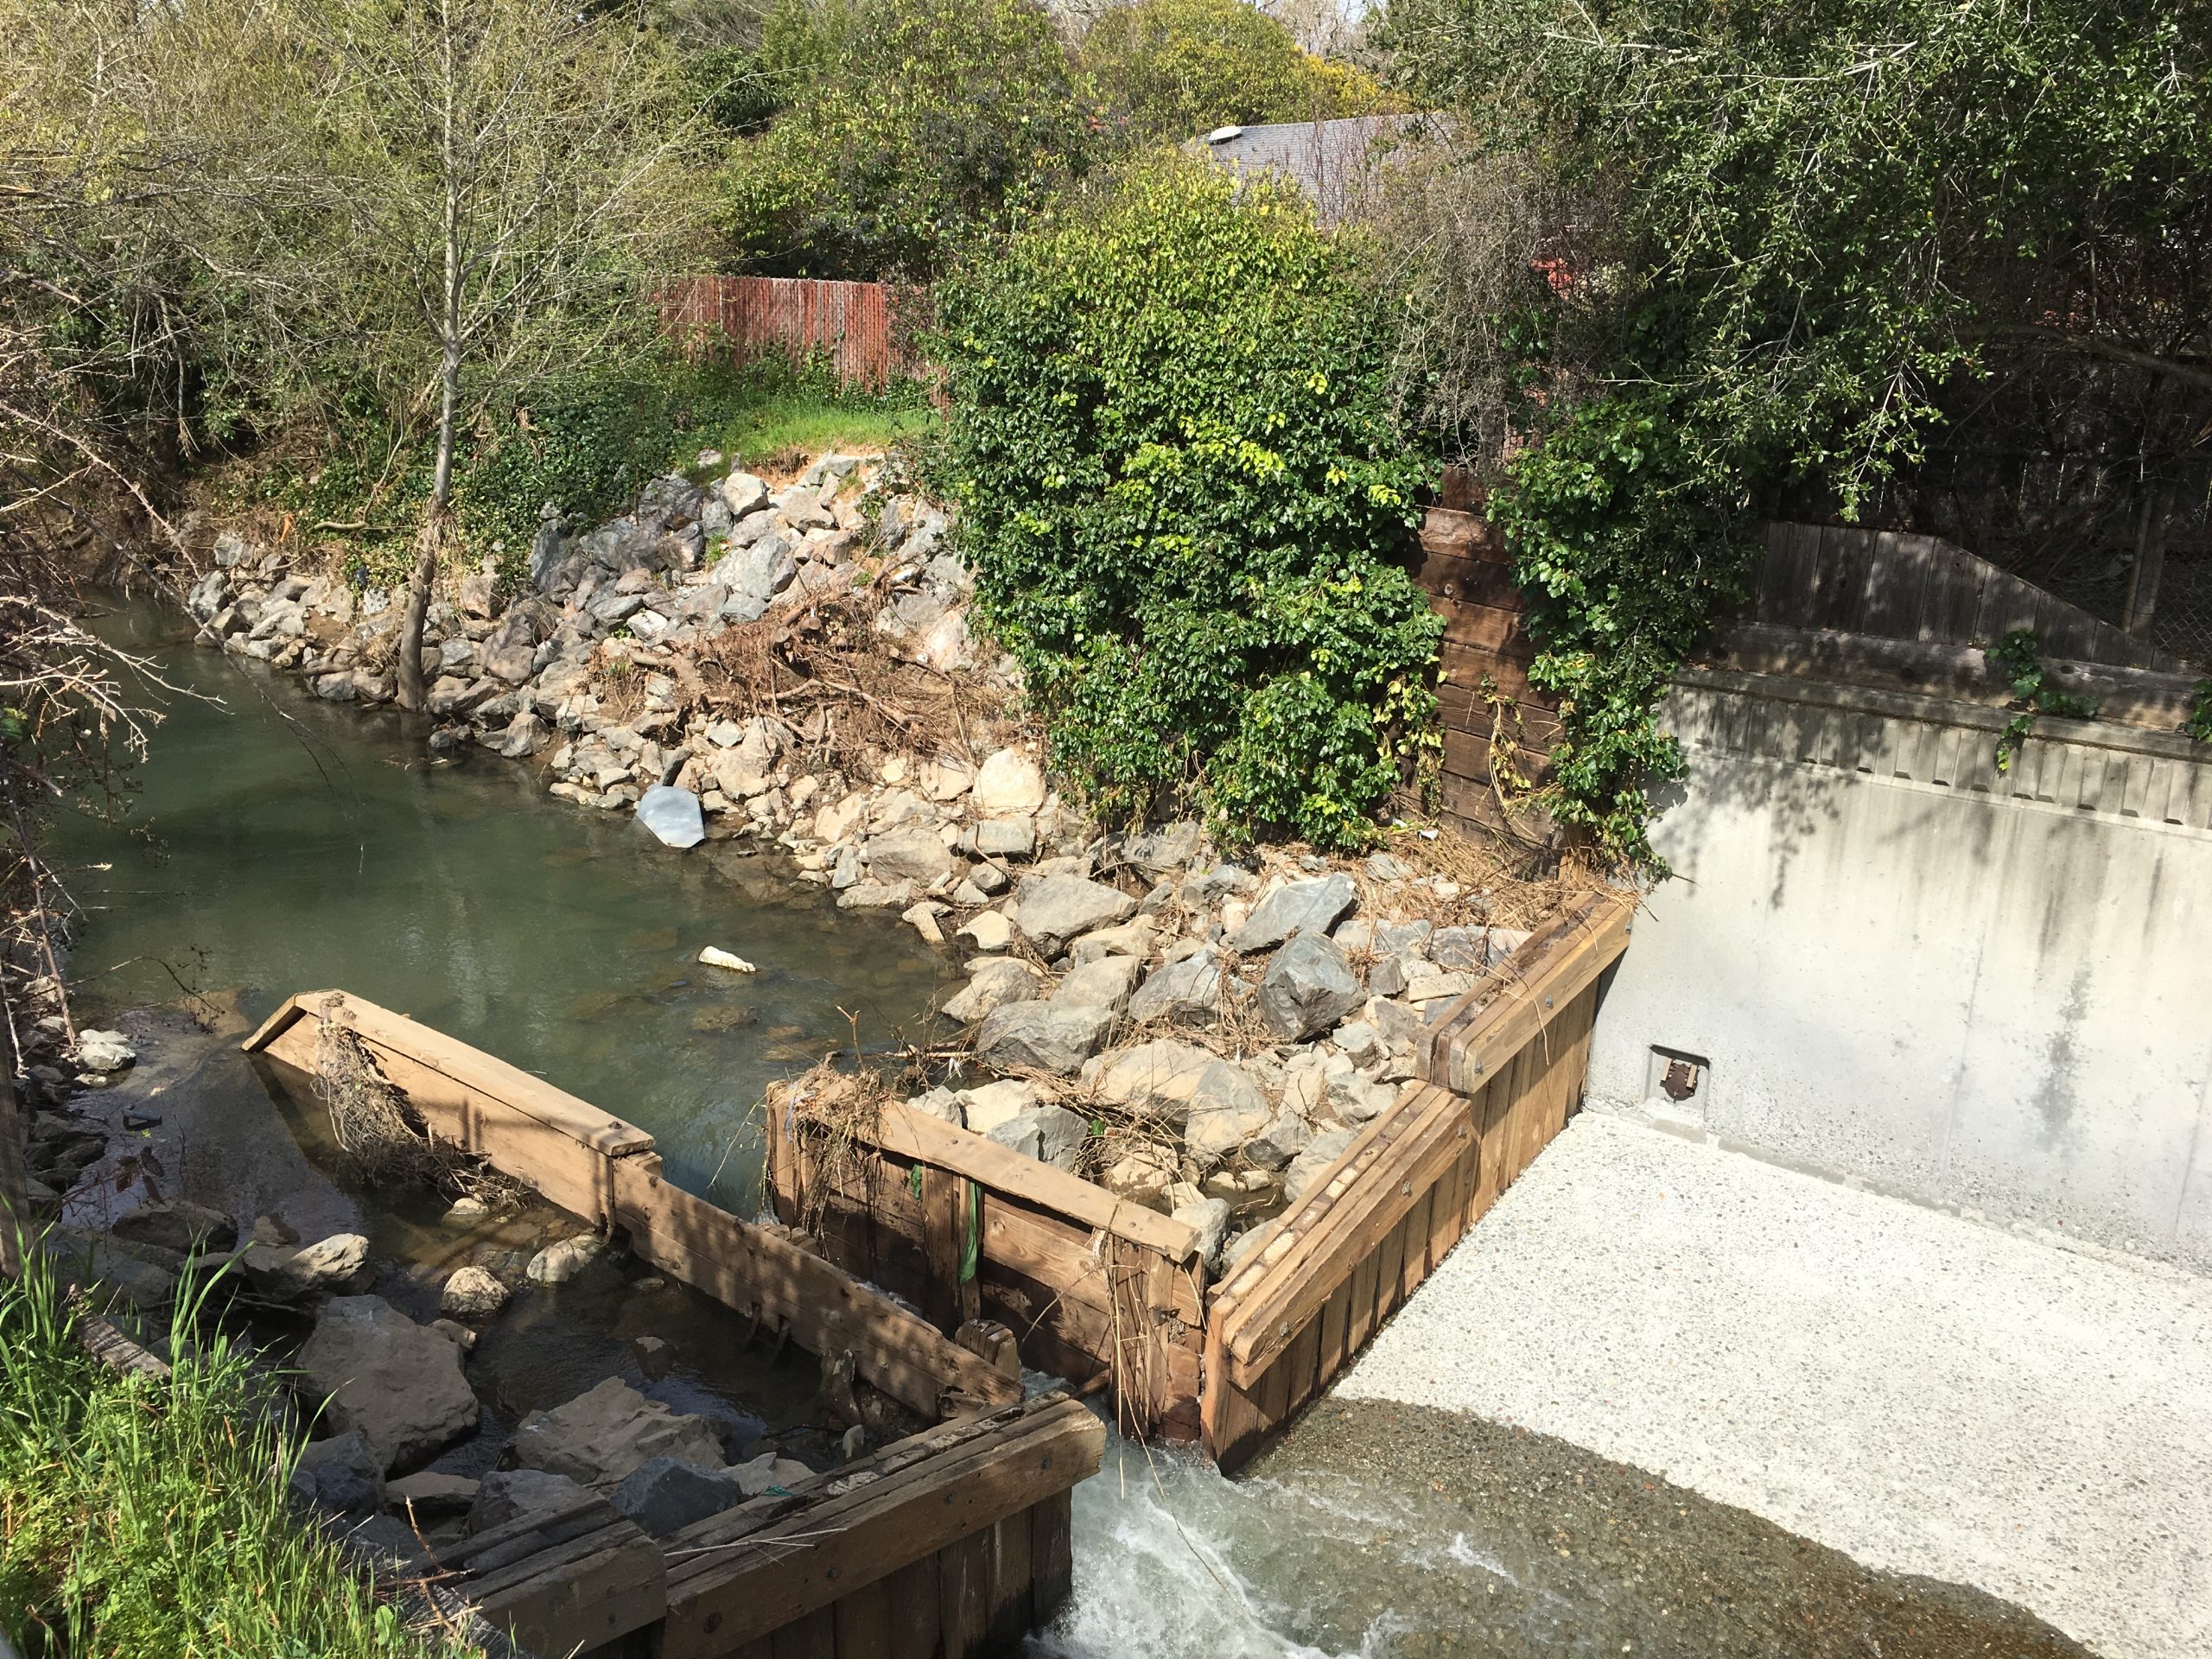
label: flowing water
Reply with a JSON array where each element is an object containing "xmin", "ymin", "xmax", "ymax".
[{"xmin": 54, "ymin": 599, "xmax": 2088, "ymax": 1659}]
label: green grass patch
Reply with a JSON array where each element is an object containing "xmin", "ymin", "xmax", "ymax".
[
  {"xmin": 0, "ymin": 1253, "xmax": 471, "ymax": 1659},
  {"xmin": 251, "ymin": 352, "xmax": 937, "ymax": 589}
]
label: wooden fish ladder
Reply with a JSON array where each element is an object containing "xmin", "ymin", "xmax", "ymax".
[{"xmin": 767, "ymin": 889, "xmax": 1636, "ymax": 1471}]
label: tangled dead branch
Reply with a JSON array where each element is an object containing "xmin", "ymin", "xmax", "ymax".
[{"xmin": 311, "ymin": 1000, "xmax": 525, "ymax": 1209}]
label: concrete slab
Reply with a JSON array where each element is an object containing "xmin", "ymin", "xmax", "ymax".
[{"xmin": 1340, "ymin": 1114, "xmax": 2212, "ymax": 1659}]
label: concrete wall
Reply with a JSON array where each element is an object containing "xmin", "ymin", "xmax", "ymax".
[{"xmin": 1586, "ymin": 668, "xmax": 2212, "ymax": 1269}]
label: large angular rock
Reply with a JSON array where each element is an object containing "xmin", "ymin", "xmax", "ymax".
[
  {"xmin": 971, "ymin": 748, "xmax": 1046, "ymax": 814},
  {"xmin": 1090, "ymin": 1039, "xmax": 1218, "ymax": 1119},
  {"xmin": 868, "ymin": 830, "xmax": 956, "ymax": 887},
  {"xmin": 110, "ymin": 1199, "xmax": 236, "ymax": 1257},
  {"xmin": 1014, "ymin": 876, "xmax": 1136, "ymax": 950},
  {"xmin": 720, "ymin": 470, "xmax": 771, "ymax": 518},
  {"xmin": 468, "ymin": 1469, "xmax": 594, "ymax": 1535},
  {"xmin": 244, "ymin": 1231, "xmax": 372, "ymax": 1300},
  {"xmin": 611, "ymin": 1455, "xmax": 751, "ymax": 1536},
  {"xmin": 526, "ymin": 1233, "xmax": 606, "ymax": 1285},
  {"xmin": 296, "ymin": 1295, "xmax": 480, "ymax": 1472},
  {"xmin": 975, "ymin": 1002, "xmax": 1114, "ymax": 1075},
  {"xmin": 1173, "ymin": 1198, "xmax": 1232, "ymax": 1268},
  {"xmin": 1256, "ymin": 931, "xmax": 1363, "ymax": 1041},
  {"xmin": 1050, "ymin": 955, "xmax": 1143, "ymax": 1014},
  {"xmin": 955, "ymin": 1077, "xmax": 1039, "ymax": 1135},
  {"xmin": 1116, "ymin": 821, "xmax": 1204, "ymax": 874},
  {"xmin": 1181, "ymin": 1064, "xmax": 1277, "ymax": 1168},
  {"xmin": 1232, "ymin": 875, "xmax": 1357, "ymax": 954},
  {"xmin": 1243, "ymin": 1109, "xmax": 1313, "ymax": 1173},
  {"xmin": 74, "ymin": 1029, "xmax": 137, "ymax": 1072},
  {"xmin": 1126, "ymin": 953, "xmax": 1224, "ymax": 1026},
  {"xmin": 508, "ymin": 1376, "xmax": 725, "ymax": 1489},
  {"xmin": 942, "ymin": 958, "xmax": 1042, "ymax": 1024},
  {"xmin": 983, "ymin": 1105, "xmax": 1090, "ymax": 1172}
]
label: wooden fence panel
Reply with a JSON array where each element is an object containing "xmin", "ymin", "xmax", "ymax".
[{"xmin": 662, "ymin": 276, "xmax": 918, "ymax": 389}]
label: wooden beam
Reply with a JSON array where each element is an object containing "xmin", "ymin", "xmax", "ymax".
[
  {"xmin": 1424, "ymin": 891, "xmax": 1634, "ymax": 1096},
  {"xmin": 861, "ymin": 1102, "xmax": 1202, "ymax": 1263},
  {"xmin": 658, "ymin": 1397, "xmax": 1104, "ymax": 1658},
  {"xmin": 611, "ymin": 1154, "xmax": 1019, "ymax": 1420}
]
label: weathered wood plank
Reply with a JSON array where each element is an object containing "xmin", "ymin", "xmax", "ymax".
[
  {"xmin": 832, "ymin": 1574, "xmax": 894, "ymax": 1659},
  {"xmin": 612, "ymin": 1154, "xmax": 1018, "ymax": 1419},
  {"xmin": 986, "ymin": 1508, "xmax": 1034, "ymax": 1653},
  {"xmin": 938, "ymin": 1529, "xmax": 992, "ymax": 1659},
  {"xmin": 1031, "ymin": 1488, "xmax": 1074, "ymax": 1626}
]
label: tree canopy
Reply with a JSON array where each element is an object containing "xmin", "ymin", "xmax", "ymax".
[{"xmin": 1083, "ymin": 0, "xmax": 1393, "ymax": 142}]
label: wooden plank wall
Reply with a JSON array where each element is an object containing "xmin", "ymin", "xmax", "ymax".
[
  {"xmin": 767, "ymin": 1099, "xmax": 1210, "ymax": 1442},
  {"xmin": 1745, "ymin": 521, "xmax": 2183, "ymax": 670},
  {"xmin": 660, "ymin": 276, "xmax": 918, "ymax": 390},
  {"xmin": 1409, "ymin": 471, "xmax": 1560, "ymax": 834},
  {"xmin": 1198, "ymin": 892, "xmax": 1635, "ymax": 1471}
]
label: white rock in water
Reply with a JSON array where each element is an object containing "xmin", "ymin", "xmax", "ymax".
[
  {"xmin": 698, "ymin": 945, "xmax": 756, "ymax": 973},
  {"xmin": 636, "ymin": 785, "xmax": 705, "ymax": 849},
  {"xmin": 74, "ymin": 1029, "xmax": 137, "ymax": 1072}
]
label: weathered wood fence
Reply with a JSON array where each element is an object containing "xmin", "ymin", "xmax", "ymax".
[
  {"xmin": 245, "ymin": 993, "xmax": 1099, "ymax": 1658},
  {"xmin": 768, "ymin": 890, "xmax": 1636, "ymax": 1473},
  {"xmin": 663, "ymin": 276, "xmax": 919, "ymax": 389}
]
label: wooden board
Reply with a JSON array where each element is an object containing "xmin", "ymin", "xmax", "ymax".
[
  {"xmin": 612, "ymin": 1154, "xmax": 1018, "ymax": 1419},
  {"xmin": 658, "ymin": 1398, "xmax": 1104, "ymax": 1657}
]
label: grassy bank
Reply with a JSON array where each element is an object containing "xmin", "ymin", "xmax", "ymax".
[
  {"xmin": 234, "ymin": 350, "xmax": 935, "ymax": 591},
  {"xmin": 0, "ymin": 1256, "xmax": 468, "ymax": 1659}
]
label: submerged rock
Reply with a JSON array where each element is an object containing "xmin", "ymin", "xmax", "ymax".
[
  {"xmin": 440, "ymin": 1264, "xmax": 509, "ymax": 1319},
  {"xmin": 525, "ymin": 1233, "xmax": 605, "ymax": 1286},
  {"xmin": 110, "ymin": 1199, "xmax": 236, "ymax": 1257},
  {"xmin": 508, "ymin": 1376, "xmax": 726, "ymax": 1489},
  {"xmin": 296, "ymin": 1295, "xmax": 480, "ymax": 1472}
]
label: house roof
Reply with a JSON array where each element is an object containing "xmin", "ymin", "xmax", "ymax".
[{"xmin": 1192, "ymin": 115, "xmax": 1437, "ymax": 222}]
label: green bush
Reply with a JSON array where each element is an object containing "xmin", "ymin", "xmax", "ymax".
[
  {"xmin": 935, "ymin": 154, "xmax": 1440, "ymax": 849},
  {"xmin": 715, "ymin": 0, "xmax": 1095, "ymax": 281},
  {"xmin": 0, "ymin": 1253, "xmax": 470, "ymax": 1658}
]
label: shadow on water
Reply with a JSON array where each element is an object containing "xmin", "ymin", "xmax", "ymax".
[
  {"xmin": 1030, "ymin": 1406, "xmax": 2091, "ymax": 1659},
  {"xmin": 53, "ymin": 596, "xmax": 959, "ymax": 1211}
]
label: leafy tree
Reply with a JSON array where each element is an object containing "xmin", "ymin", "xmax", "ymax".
[
  {"xmin": 1375, "ymin": 0, "xmax": 2212, "ymax": 863},
  {"xmin": 715, "ymin": 0, "xmax": 1095, "ymax": 279},
  {"xmin": 283, "ymin": 0, "xmax": 709, "ymax": 710},
  {"xmin": 935, "ymin": 154, "xmax": 1440, "ymax": 848},
  {"xmin": 1082, "ymin": 0, "xmax": 1391, "ymax": 141}
]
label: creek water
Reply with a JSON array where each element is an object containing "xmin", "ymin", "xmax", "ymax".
[{"xmin": 55, "ymin": 600, "xmax": 2087, "ymax": 1659}]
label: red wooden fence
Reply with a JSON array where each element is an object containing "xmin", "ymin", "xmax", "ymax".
[{"xmin": 662, "ymin": 276, "xmax": 920, "ymax": 388}]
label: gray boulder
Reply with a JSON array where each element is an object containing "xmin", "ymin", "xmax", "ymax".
[
  {"xmin": 720, "ymin": 470, "xmax": 771, "ymax": 518},
  {"xmin": 1116, "ymin": 822, "xmax": 1204, "ymax": 874},
  {"xmin": 942, "ymin": 958, "xmax": 1042, "ymax": 1025},
  {"xmin": 1431, "ymin": 925, "xmax": 1531, "ymax": 971},
  {"xmin": 975, "ymin": 1002, "xmax": 1115, "ymax": 1075},
  {"xmin": 973, "ymin": 817, "xmax": 1037, "ymax": 859},
  {"xmin": 244, "ymin": 1231, "xmax": 372, "ymax": 1300},
  {"xmin": 1232, "ymin": 875, "xmax": 1357, "ymax": 954},
  {"xmin": 386, "ymin": 1471, "xmax": 480, "ymax": 1518},
  {"xmin": 110, "ymin": 1199, "xmax": 235, "ymax": 1256},
  {"xmin": 1014, "ymin": 876, "xmax": 1137, "ymax": 950},
  {"xmin": 1127, "ymin": 953, "xmax": 1224, "ymax": 1026},
  {"xmin": 1182, "ymin": 1063, "xmax": 1277, "ymax": 1168},
  {"xmin": 508, "ymin": 1376, "xmax": 726, "ymax": 1489},
  {"xmin": 868, "ymin": 830, "xmax": 956, "ymax": 887},
  {"xmin": 467, "ymin": 1469, "xmax": 594, "ymax": 1535},
  {"xmin": 1090, "ymin": 1039, "xmax": 1217, "ymax": 1119},
  {"xmin": 611, "ymin": 1455, "xmax": 750, "ymax": 1536},
  {"xmin": 291, "ymin": 1430, "xmax": 384, "ymax": 1515},
  {"xmin": 74, "ymin": 1028, "xmax": 137, "ymax": 1072},
  {"xmin": 1050, "ymin": 955, "xmax": 1143, "ymax": 1014},
  {"xmin": 1172, "ymin": 1198, "xmax": 1232, "ymax": 1268},
  {"xmin": 1243, "ymin": 1109, "xmax": 1313, "ymax": 1173},
  {"xmin": 983, "ymin": 1105, "xmax": 1090, "ymax": 1173},
  {"xmin": 635, "ymin": 785, "xmax": 705, "ymax": 850},
  {"xmin": 296, "ymin": 1295, "xmax": 480, "ymax": 1472},
  {"xmin": 1256, "ymin": 931, "xmax": 1363, "ymax": 1041}
]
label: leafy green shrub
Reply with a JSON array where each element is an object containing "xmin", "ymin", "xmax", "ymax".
[
  {"xmin": 935, "ymin": 154, "xmax": 1440, "ymax": 849},
  {"xmin": 0, "ymin": 1254, "xmax": 470, "ymax": 1658}
]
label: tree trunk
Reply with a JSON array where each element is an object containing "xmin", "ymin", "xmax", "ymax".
[{"xmin": 397, "ymin": 32, "xmax": 467, "ymax": 716}]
